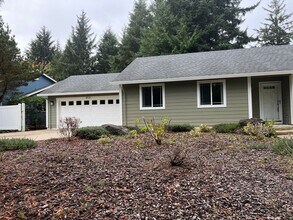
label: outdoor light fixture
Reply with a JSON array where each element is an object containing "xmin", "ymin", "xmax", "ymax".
[{"xmin": 50, "ymin": 101, "xmax": 54, "ymax": 106}]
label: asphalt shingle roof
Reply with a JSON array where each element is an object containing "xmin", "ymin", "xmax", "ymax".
[
  {"xmin": 113, "ymin": 45, "xmax": 293, "ymax": 84},
  {"xmin": 40, "ymin": 73, "xmax": 119, "ymax": 96}
]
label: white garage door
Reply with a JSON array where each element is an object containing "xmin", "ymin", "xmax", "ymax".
[{"xmin": 57, "ymin": 95, "xmax": 120, "ymax": 127}]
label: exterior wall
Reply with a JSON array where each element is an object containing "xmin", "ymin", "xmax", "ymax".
[
  {"xmin": 123, "ymin": 78, "xmax": 249, "ymax": 126},
  {"xmin": 18, "ymin": 75, "xmax": 55, "ymax": 95},
  {"xmin": 252, "ymin": 75, "xmax": 291, "ymax": 124}
]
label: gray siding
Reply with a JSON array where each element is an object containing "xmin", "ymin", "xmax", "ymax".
[
  {"xmin": 123, "ymin": 78, "xmax": 249, "ymax": 126},
  {"xmin": 252, "ymin": 75, "xmax": 291, "ymax": 124}
]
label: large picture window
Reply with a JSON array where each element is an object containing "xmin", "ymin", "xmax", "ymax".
[
  {"xmin": 197, "ymin": 80, "xmax": 226, "ymax": 108},
  {"xmin": 140, "ymin": 84, "xmax": 165, "ymax": 110}
]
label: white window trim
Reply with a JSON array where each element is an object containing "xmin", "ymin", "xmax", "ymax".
[
  {"xmin": 197, "ymin": 79, "xmax": 227, "ymax": 108},
  {"xmin": 139, "ymin": 83, "xmax": 165, "ymax": 110}
]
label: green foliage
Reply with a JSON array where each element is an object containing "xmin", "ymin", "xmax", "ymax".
[
  {"xmin": 111, "ymin": 0, "xmax": 152, "ymax": 72},
  {"xmin": 199, "ymin": 124, "xmax": 211, "ymax": 133},
  {"xmin": 76, "ymin": 126, "xmax": 109, "ymax": 140},
  {"xmin": 59, "ymin": 117, "xmax": 81, "ymax": 140},
  {"xmin": 189, "ymin": 127, "xmax": 201, "ymax": 138},
  {"xmin": 213, "ymin": 123, "xmax": 240, "ymax": 133},
  {"xmin": 96, "ymin": 28, "xmax": 119, "ymax": 73},
  {"xmin": 243, "ymin": 121, "xmax": 276, "ymax": 139},
  {"xmin": 143, "ymin": 118, "xmax": 169, "ymax": 145},
  {"xmin": 0, "ymin": 138, "xmax": 37, "ymax": 152},
  {"xmin": 167, "ymin": 124, "xmax": 193, "ymax": 132},
  {"xmin": 97, "ymin": 135, "xmax": 112, "ymax": 146},
  {"xmin": 128, "ymin": 130, "xmax": 138, "ymax": 139},
  {"xmin": 60, "ymin": 11, "xmax": 97, "ymax": 79},
  {"xmin": 257, "ymin": 0, "xmax": 293, "ymax": 46},
  {"xmin": 0, "ymin": 17, "xmax": 38, "ymax": 103},
  {"xmin": 26, "ymin": 26, "xmax": 56, "ymax": 66},
  {"xmin": 272, "ymin": 138, "xmax": 293, "ymax": 156}
]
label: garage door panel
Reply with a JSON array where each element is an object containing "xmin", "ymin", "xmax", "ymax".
[{"xmin": 58, "ymin": 95, "xmax": 120, "ymax": 127}]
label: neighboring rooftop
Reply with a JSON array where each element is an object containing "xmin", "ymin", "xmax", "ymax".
[
  {"xmin": 113, "ymin": 45, "xmax": 293, "ymax": 84},
  {"xmin": 39, "ymin": 73, "xmax": 119, "ymax": 96}
]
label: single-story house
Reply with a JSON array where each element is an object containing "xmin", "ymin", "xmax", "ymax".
[
  {"xmin": 112, "ymin": 45, "xmax": 293, "ymax": 126},
  {"xmin": 38, "ymin": 73, "xmax": 121, "ymax": 128}
]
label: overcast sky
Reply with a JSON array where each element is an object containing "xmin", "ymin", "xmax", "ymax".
[{"xmin": 1, "ymin": 0, "xmax": 292, "ymax": 53}]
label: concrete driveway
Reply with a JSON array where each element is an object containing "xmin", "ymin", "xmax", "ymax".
[{"xmin": 0, "ymin": 130, "xmax": 61, "ymax": 141}]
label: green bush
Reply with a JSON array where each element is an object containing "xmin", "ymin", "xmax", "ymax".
[
  {"xmin": 167, "ymin": 124, "xmax": 193, "ymax": 132},
  {"xmin": 213, "ymin": 123, "xmax": 240, "ymax": 133},
  {"xmin": 0, "ymin": 138, "xmax": 37, "ymax": 152},
  {"xmin": 199, "ymin": 124, "xmax": 211, "ymax": 132},
  {"xmin": 243, "ymin": 121, "xmax": 276, "ymax": 138},
  {"xmin": 272, "ymin": 138, "xmax": 293, "ymax": 156},
  {"xmin": 76, "ymin": 126, "xmax": 109, "ymax": 140}
]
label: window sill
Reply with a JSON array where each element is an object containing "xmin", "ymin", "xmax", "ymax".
[
  {"xmin": 140, "ymin": 107, "xmax": 165, "ymax": 110},
  {"xmin": 197, "ymin": 105, "xmax": 227, "ymax": 109}
]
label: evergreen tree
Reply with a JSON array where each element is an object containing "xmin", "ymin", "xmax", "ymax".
[
  {"xmin": 111, "ymin": 0, "xmax": 152, "ymax": 72},
  {"xmin": 96, "ymin": 28, "xmax": 118, "ymax": 73},
  {"xmin": 141, "ymin": 0, "xmax": 259, "ymax": 56},
  {"xmin": 45, "ymin": 42, "xmax": 64, "ymax": 81},
  {"xmin": 26, "ymin": 26, "xmax": 56, "ymax": 66},
  {"xmin": 257, "ymin": 0, "xmax": 292, "ymax": 46},
  {"xmin": 0, "ymin": 17, "xmax": 36, "ymax": 103},
  {"xmin": 61, "ymin": 11, "xmax": 97, "ymax": 78}
]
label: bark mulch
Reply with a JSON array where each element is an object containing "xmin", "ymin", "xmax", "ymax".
[{"xmin": 0, "ymin": 133, "xmax": 292, "ymax": 219}]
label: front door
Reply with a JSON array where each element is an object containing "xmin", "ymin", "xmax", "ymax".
[{"xmin": 259, "ymin": 81, "xmax": 283, "ymax": 123}]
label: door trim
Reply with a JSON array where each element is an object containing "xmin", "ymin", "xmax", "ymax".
[{"xmin": 259, "ymin": 81, "xmax": 283, "ymax": 123}]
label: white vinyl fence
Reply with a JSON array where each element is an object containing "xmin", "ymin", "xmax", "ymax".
[{"xmin": 0, "ymin": 103, "xmax": 25, "ymax": 131}]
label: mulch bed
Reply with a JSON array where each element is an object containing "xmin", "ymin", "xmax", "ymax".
[{"xmin": 0, "ymin": 133, "xmax": 292, "ymax": 219}]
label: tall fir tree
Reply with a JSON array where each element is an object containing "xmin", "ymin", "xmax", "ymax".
[
  {"xmin": 61, "ymin": 11, "xmax": 97, "ymax": 79},
  {"xmin": 141, "ymin": 0, "xmax": 259, "ymax": 56},
  {"xmin": 257, "ymin": 0, "xmax": 292, "ymax": 46},
  {"xmin": 0, "ymin": 17, "xmax": 37, "ymax": 103},
  {"xmin": 45, "ymin": 41, "xmax": 64, "ymax": 81},
  {"xmin": 26, "ymin": 26, "xmax": 56, "ymax": 66},
  {"xmin": 111, "ymin": 0, "xmax": 152, "ymax": 72},
  {"xmin": 96, "ymin": 28, "xmax": 118, "ymax": 73}
]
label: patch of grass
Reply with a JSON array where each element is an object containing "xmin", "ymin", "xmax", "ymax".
[
  {"xmin": 213, "ymin": 123, "xmax": 239, "ymax": 133},
  {"xmin": 272, "ymin": 138, "xmax": 293, "ymax": 156},
  {"xmin": 76, "ymin": 126, "xmax": 109, "ymax": 140},
  {"xmin": 249, "ymin": 142, "xmax": 268, "ymax": 150},
  {"xmin": 0, "ymin": 130, "xmax": 18, "ymax": 134},
  {"xmin": 0, "ymin": 138, "xmax": 37, "ymax": 152}
]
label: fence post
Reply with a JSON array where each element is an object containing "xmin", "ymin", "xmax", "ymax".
[{"xmin": 21, "ymin": 103, "xmax": 26, "ymax": 132}]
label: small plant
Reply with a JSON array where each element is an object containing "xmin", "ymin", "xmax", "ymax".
[
  {"xmin": 143, "ymin": 118, "xmax": 170, "ymax": 145},
  {"xmin": 166, "ymin": 124, "xmax": 193, "ymax": 132},
  {"xmin": 128, "ymin": 130, "xmax": 138, "ymax": 139},
  {"xmin": 213, "ymin": 123, "xmax": 240, "ymax": 133},
  {"xmin": 169, "ymin": 146, "xmax": 187, "ymax": 166},
  {"xmin": 138, "ymin": 126, "xmax": 148, "ymax": 133},
  {"xmin": 76, "ymin": 126, "xmax": 109, "ymax": 140},
  {"xmin": 0, "ymin": 152, "xmax": 5, "ymax": 161},
  {"xmin": 243, "ymin": 120, "xmax": 276, "ymax": 138},
  {"xmin": 59, "ymin": 117, "xmax": 81, "ymax": 141},
  {"xmin": 189, "ymin": 127, "xmax": 201, "ymax": 138},
  {"xmin": 97, "ymin": 135, "xmax": 112, "ymax": 145},
  {"xmin": 199, "ymin": 124, "xmax": 211, "ymax": 133},
  {"xmin": 272, "ymin": 138, "xmax": 293, "ymax": 156},
  {"xmin": 0, "ymin": 138, "xmax": 37, "ymax": 152},
  {"xmin": 134, "ymin": 139, "xmax": 145, "ymax": 148}
]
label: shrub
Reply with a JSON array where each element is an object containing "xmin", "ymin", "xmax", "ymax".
[
  {"xmin": 272, "ymin": 138, "xmax": 293, "ymax": 156},
  {"xmin": 76, "ymin": 126, "xmax": 109, "ymax": 140},
  {"xmin": 97, "ymin": 135, "xmax": 112, "ymax": 145},
  {"xmin": 199, "ymin": 124, "xmax": 211, "ymax": 132},
  {"xmin": 59, "ymin": 117, "xmax": 81, "ymax": 140},
  {"xmin": 0, "ymin": 138, "xmax": 37, "ymax": 152},
  {"xmin": 239, "ymin": 118, "xmax": 264, "ymax": 127},
  {"xmin": 243, "ymin": 121, "xmax": 276, "ymax": 138},
  {"xmin": 213, "ymin": 123, "xmax": 239, "ymax": 133},
  {"xmin": 128, "ymin": 130, "xmax": 138, "ymax": 139},
  {"xmin": 167, "ymin": 124, "xmax": 193, "ymax": 132},
  {"xmin": 169, "ymin": 146, "xmax": 187, "ymax": 166},
  {"xmin": 189, "ymin": 128, "xmax": 201, "ymax": 138},
  {"xmin": 143, "ymin": 118, "xmax": 169, "ymax": 145}
]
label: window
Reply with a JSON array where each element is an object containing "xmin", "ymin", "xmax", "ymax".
[
  {"xmin": 100, "ymin": 100, "xmax": 106, "ymax": 105},
  {"xmin": 140, "ymin": 84, "xmax": 165, "ymax": 110},
  {"xmin": 108, "ymin": 100, "xmax": 114, "ymax": 104},
  {"xmin": 69, "ymin": 101, "xmax": 74, "ymax": 106},
  {"xmin": 116, "ymin": 99, "xmax": 120, "ymax": 104},
  {"xmin": 197, "ymin": 80, "xmax": 226, "ymax": 108},
  {"xmin": 76, "ymin": 101, "xmax": 82, "ymax": 105},
  {"xmin": 84, "ymin": 100, "xmax": 90, "ymax": 105},
  {"xmin": 61, "ymin": 101, "xmax": 66, "ymax": 106},
  {"xmin": 92, "ymin": 100, "xmax": 98, "ymax": 105}
]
